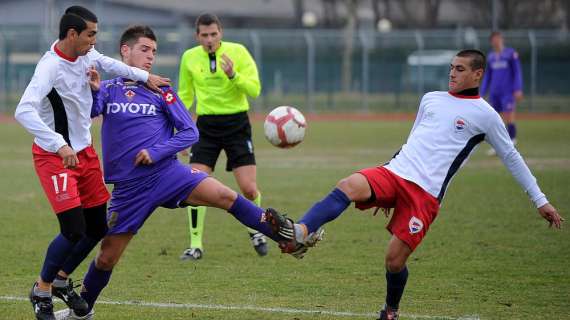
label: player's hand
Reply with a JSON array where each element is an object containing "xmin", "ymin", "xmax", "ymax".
[
  {"xmin": 134, "ymin": 149, "xmax": 153, "ymax": 166},
  {"xmin": 221, "ymin": 54, "xmax": 235, "ymax": 78},
  {"xmin": 87, "ymin": 66, "xmax": 100, "ymax": 91},
  {"xmin": 146, "ymin": 74, "xmax": 171, "ymax": 92},
  {"xmin": 537, "ymin": 203, "xmax": 564, "ymax": 229},
  {"xmin": 514, "ymin": 90, "xmax": 524, "ymax": 102},
  {"xmin": 57, "ymin": 145, "xmax": 79, "ymax": 169}
]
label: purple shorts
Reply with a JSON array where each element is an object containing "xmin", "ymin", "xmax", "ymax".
[
  {"xmin": 489, "ymin": 94, "xmax": 516, "ymax": 113},
  {"xmin": 106, "ymin": 161, "xmax": 208, "ymax": 235}
]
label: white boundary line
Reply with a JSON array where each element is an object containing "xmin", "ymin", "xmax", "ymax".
[{"xmin": 0, "ymin": 296, "xmax": 479, "ymax": 319}]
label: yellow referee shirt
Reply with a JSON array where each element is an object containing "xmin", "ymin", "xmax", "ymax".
[{"xmin": 178, "ymin": 41, "xmax": 261, "ymax": 115}]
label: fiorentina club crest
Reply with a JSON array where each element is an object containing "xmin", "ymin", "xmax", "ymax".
[
  {"xmin": 408, "ymin": 216, "xmax": 424, "ymax": 234},
  {"xmin": 125, "ymin": 90, "xmax": 136, "ymax": 100},
  {"xmin": 454, "ymin": 116, "xmax": 468, "ymax": 133},
  {"xmin": 162, "ymin": 89, "xmax": 176, "ymax": 105}
]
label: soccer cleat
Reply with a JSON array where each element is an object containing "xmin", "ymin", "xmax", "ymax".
[
  {"xmin": 264, "ymin": 208, "xmax": 295, "ymax": 241},
  {"xmin": 485, "ymin": 147, "xmax": 497, "ymax": 156},
  {"xmin": 52, "ymin": 278, "xmax": 89, "ymax": 316},
  {"xmin": 179, "ymin": 247, "xmax": 203, "ymax": 261},
  {"xmin": 377, "ymin": 305, "xmax": 399, "ymax": 320},
  {"xmin": 249, "ymin": 232, "xmax": 268, "ymax": 256},
  {"xmin": 264, "ymin": 208, "xmax": 323, "ymax": 259},
  {"xmin": 29, "ymin": 283, "xmax": 55, "ymax": 320},
  {"xmin": 54, "ymin": 308, "xmax": 95, "ymax": 320}
]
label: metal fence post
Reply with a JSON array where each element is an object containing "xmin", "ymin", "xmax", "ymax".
[
  {"xmin": 0, "ymin": 31, "xmax": 5, "ymax": 112},
  {"xmin": 414, "ymin": 30, "xmax": 425, "ymax": 97},
  {"xmin": 304, "ymin": 31, "xmax": 315, "ymax": 113},
  {"xmin": 528, "ymin": 30, "xmax": 537, "ymax": 111},
  {"xmin": 249, "ymin": 30, "xmax": 264, "ymax": 112},
  {"xmin": 359, "ymin": 30, "xmax": 370, "ymax": 112}
]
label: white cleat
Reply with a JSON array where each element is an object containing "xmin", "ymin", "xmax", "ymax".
[
  {"xmin": 54, "ymin": 308, "xmax": 94, "ymax": 320},
  {"xmin": 179, "ymin": 247, "xmax": 203, "ymax": 261}
]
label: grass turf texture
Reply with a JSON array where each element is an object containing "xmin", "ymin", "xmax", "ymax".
[{"xmin": 0, "ymin": 119, "xmax": 568, "ymax": 319}]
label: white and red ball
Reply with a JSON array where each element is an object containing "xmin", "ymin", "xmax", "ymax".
[{"xmin": 263, "ymin": 106, "xmax": 307, "ymax": 148}]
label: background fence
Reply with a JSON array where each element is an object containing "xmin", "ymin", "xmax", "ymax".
[{"xmin": 1, "ymin": 27, "xmax": 569, "ymax": 113}]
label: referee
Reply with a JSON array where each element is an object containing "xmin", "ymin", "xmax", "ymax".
[{"xmin": 177, "ymin": 13, "xmax": 266, "ymax": 260}]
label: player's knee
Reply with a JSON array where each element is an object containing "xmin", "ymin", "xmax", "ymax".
[
  {"xmin": 385, "ymin": 254, "xmax": 406, "ymax": 273},
  {"xmin": 57, "ymin": 207, "xmax": 86, "ymax": 244},
  {"xmin": 95, "ymin": 252, "xmax": 118, "ymax": 271},
  {"xmin": 241, "ymin": 187, "xmax": 258, "ymax": 201},
  {"xmin": 336, "ymin": 174, "xmax": 367, "ymax": 201}
]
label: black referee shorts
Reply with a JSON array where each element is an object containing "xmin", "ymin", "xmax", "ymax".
[{"xmin": 190, "ymin": 112, "xmax": 256, "ymax": 172}]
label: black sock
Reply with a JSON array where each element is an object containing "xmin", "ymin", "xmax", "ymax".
[{"xmin": 385, "ymin": 266, "xmax": 408, "ymax": 310}]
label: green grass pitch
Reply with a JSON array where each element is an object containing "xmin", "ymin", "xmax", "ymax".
[{"xmin": 0, "ymin": 119, "xmax": 568, "ymax": 319}]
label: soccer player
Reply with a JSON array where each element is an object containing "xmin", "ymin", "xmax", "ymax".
[
  {"xmin": 14, "ymin": 6, "xmax": 169, "ymax": 320},
  {"xmin": 266, "ymin": 50, "xmax": 564, "ymax": 320},
  {"xmin": 177, "ymin": 13, "xmax": 267, "ymax": 260},
  {"xmin": 54, "ymin": 25, "xmax": 288, "ymax": 319},
  {"xmin": 481, "ymin": 31, "xmax": 523, "ymax": 155}
]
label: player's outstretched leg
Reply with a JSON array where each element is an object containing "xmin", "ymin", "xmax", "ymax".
[
  {"xmin": 184, "ymin": 177, "xmax": 291, "ymax": 243},
  {"xmin": 268, "ymin": 173, "xmax": 369, "ymax": 258},
  {"xmin": 377, "ymin": 235, "xmax": 412, "ymax": 320}
]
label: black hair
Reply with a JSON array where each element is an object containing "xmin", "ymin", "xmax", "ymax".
[
  {"xmin": 456, "ymin": 49, "xmax": 486, "ymax": 71},
  {"xmin": 58, "ymin": 6, "xmax": 98, "ymax": 40},
  {"xmin": 195, "ymin": 13, "xmax": 222, "ymax": 33},
  {"xmin": 119, "ymin": 25, "xmax": 157, "ymax": 56}
]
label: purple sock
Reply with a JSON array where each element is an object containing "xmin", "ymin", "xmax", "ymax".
[
  {"xmin": 507, "ymin": 123, "xmax": 517, "ymax": 140},
  {"xmin": 80, "ymin": 261, "xmax": 112, "ymax": 313},
  {"xmin": 227, "ymin": 195, "xmax": 277, "ymax": 241},
  {"xmin": 298, "ymin": 188, "xmax": 351, "ymax": 233},
  {"xmin": 40, "ymin": 234, "xmax": 76, "ymax": 283}
]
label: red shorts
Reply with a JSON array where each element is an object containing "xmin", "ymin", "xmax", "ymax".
[
  {"xmin": 32, "ymin": 144, "xmax": 110, "ymax": 214},
  {"xmin": 355, "ymin": 166, "xmax": 439, "ymax": 251}
]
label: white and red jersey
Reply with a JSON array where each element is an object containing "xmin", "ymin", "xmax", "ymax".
[
  {"xmin": 14, "ymin": 41, "xmax": 149, "ymax": 153},
  {"xmin": 385, "ymin": 91, "xmax": 548, "ymax": 208}
]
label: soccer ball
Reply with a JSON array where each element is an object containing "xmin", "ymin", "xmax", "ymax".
[{"xmin": 263, "ymin": 106, "xmax": 307, "ymax": 148}]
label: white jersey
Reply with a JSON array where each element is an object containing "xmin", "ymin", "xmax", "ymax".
[
  {"xmin": 385, "ymin": 91, "xmax": 548, "ymax": 208},
  {"xmin": 14, "ymin": 41, "xmax": 149, "ymax": 153}
]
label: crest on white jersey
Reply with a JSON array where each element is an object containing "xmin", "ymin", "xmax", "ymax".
[
  {"xmin": 454, "ymin": 116, "xmax": 468, "ymax": 133},
  {"xmin": 408, "ymin": 216, "xmax": 424, "ymax": 234}
]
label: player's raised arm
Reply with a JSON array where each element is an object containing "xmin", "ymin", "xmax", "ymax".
[
  {"xmin": 223, "ymin": 47, "xmax": 261, "ymax": 98},
  {"xmin": 88, "ymin": 48, "xmax": 170, "ymax": 92}
]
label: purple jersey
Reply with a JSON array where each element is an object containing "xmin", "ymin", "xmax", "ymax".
[
  {"xmin": 481, "ymin": 47, "xmax": 523, "ymax": 97},
  {"xmin": 91, "ymin": 78, "xmax": 198, "ymax": 183}
]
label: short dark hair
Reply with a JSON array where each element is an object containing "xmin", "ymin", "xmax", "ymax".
[
  {"xmin": 195, "ymin": 13, "xmax": 222, "ymax": 33},
  {"xmin": 59, "ymin": 6, "xmax": 98, "ymax": 40},
  {"xmin": 456, "ymin": 49, "xmax": 486, "ymax": 71},
  {"xmin": 119, "ymin": 25, "xmax": 157, "ymax": 55}
]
